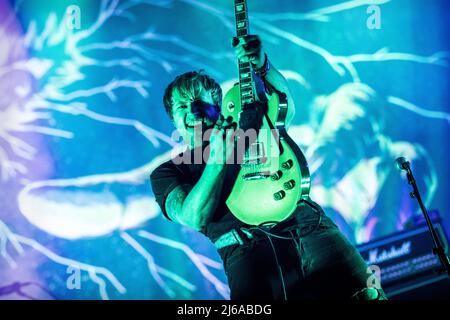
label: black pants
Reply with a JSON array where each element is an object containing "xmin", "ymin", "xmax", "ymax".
[{"xmin": 220, "ymin": 200, "xmax": 387, "ymax": 300}]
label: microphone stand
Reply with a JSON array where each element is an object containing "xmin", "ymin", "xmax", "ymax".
[{"xmin": 404, "ymin": 164, "xmax": 450, "ymax": 278}]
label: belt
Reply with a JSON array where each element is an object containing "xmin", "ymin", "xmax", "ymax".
[
  {"xmin": 213, "ymin": 223, "xmax": 295, "ymax": 250},
  {"xmin": 213, "ymin": 228, "xmax": 255, "ymax": 250},
  {"xmin": 213, "ymin": 201, "xmax": 324, "ymax": 250}
]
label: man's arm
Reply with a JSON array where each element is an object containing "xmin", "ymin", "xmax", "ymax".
[
  {"xmin": 165, "ymin": 117, "xmax": 235, "ymax": 231},
  {"xmin": 165, "ymin": 163, "xmax": 227, "ymax": 231},
  {"xmin": 261, "ymin": 61, "xmax": 296, "ymax": 128},
  {"xmin": 233, "ymin": 35, "xmax": 296, "ymax": 128}
]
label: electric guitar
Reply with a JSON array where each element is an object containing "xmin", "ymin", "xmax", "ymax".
[{"xmin": 222, "ymin": 0, "xmax": 311, "ymax": 226}]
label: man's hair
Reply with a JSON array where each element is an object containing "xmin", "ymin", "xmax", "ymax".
[{"xmin": 163, "ymin": 70, "xmax": 222, "ymax": 120}]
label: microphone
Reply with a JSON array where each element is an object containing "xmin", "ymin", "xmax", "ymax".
[{"xmin": 395, "ymin": 156, "xmax": 410, "ymax": 172}]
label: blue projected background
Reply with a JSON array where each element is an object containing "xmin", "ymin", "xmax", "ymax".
[{"xmin": 0, "ymin": 0, "xmax": 449, "ymax": 299}]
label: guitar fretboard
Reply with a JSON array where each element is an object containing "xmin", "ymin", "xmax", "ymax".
[{"xmin": 234, "ymin": 0, "xmax": 255, "ymax": 106}]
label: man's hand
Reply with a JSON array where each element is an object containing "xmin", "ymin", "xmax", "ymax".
[
  {"xmin": 208, "ymin": 115, "xmax": 236, "ymax": 165},
  {"xmin": 239, "ymin": 102, "xmax": 265, "ymax": 132},
  {"xmin": 232, "ymin": 35, "xmax": 265, "ymax": 69}
]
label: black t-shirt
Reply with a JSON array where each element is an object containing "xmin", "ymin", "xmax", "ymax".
[{"xmin": 150, "ymin": 146, "xmax": 247, "ymax": 242}]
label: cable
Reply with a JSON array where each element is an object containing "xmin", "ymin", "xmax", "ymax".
[
  {"xmin": 289, "ymin": 229, "xmax": 305, "ymax": 277},
  {"xmin": 254, "ymin": 226, "xmax": 295, "ymax": 240},
  {"xmin": 289, "ymin": 229, "xmax": 301, "ymax": 254},
  {"xmin": 238, "ymin": 200, "xmax": 325, "ymax": 300},
  {"xmin": 251, "ymin": 200, "xmax": 324, "ymax": 240},
  {"xmin": 265, "ymin": 233, "xmax": 288, "ymax": 300}
]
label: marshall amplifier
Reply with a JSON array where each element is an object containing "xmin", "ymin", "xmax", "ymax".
[{"xmin": 356, "ymin": 220, "xmax": 450, "ymax": 299}]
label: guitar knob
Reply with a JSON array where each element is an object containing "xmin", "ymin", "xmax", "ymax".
[
  {"xmin": 283, "ymin": 180, "xmax": 296, "ymax": 190},
  {"xmin": 281, "ymin": 159, "xmax": 293, "ymax": 170},
  {"xmin": 270, "ymin": 170, "xmax": 283, "ymax": 181},
  {"xmin": 273, "ymin": 190, "xmax": 286, "ymax": 201}
]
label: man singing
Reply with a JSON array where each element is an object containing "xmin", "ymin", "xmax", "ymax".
[{"xmin": 150, "ymin": 35, "xmax": 386, "ymax": 300}]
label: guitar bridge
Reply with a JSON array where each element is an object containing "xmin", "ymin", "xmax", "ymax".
[
  {"xmin": 243, "ymin": 142, "xmax": 266, "ymax": 166},
  {"xmin": 242, "ymin": 171, "xmax": 271, "ymax": 181}
]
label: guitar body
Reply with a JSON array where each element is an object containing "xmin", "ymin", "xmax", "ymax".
[{"xmin": 222, "ymin": 84, "xmax": 311, "ymax": 226}]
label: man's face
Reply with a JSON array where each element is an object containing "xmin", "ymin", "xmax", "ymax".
[{"xmin": 171, "ymin": 91, "xmax": 220, "ymax": 149}]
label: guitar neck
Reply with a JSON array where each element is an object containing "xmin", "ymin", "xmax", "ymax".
[{"xmin": 234, "ymin": 0, "xmax": 255, "ymax": 106}]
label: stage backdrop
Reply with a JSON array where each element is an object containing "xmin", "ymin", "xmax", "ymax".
[{"xmin": 0, "ymin": 0, "xmax": 449, "ymax": 299}]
